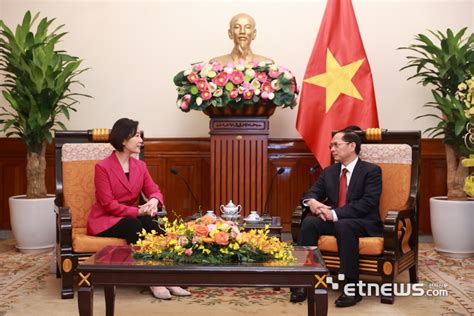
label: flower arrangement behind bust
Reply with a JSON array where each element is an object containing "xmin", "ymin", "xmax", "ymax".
[
  {"xmin": 174, "ymin": 61, "xmax": 298, "ymax": 112},
  {"xmin": 133, "ymin": 215, "xmax": 295, "ymax": 264}
]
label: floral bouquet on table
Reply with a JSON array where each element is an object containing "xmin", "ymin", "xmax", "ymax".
[
  {"xmin": 133, "ymin": 215, "xmax": 295, "ymax": 264},
  {"xmin": 173, "ymin": 61, "xmax": 299, "ymax": 112}
]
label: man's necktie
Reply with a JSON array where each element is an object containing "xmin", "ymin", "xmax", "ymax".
[{"xmin": 337, "ymin": 168, "xmax": 348, "ymax": 208}]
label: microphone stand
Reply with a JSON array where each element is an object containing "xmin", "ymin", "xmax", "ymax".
[
  {"xmin": 261, "ymin": 167, "xmax": 285, "ymax": 222},
  {"xmin": 170, "ymin": 167, "xmax": 202, "ymax": 217}
]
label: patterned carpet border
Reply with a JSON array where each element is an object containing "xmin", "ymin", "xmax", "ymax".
[
  {"xmin": 0, "ymin": 240, "xmax": 51, "ymax": 315},
  {"xmin": 0, "ymin": 240, "xmax": 472, "ymax": 315}
]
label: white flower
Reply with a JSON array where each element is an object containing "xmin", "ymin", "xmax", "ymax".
[
  {"xmin": 250, "ymin": 78, "xmax": 261, "ymax": 90},
  {"xmin": 268, "ymin": 92, "xmax": 275, "ymax": 100},
  {"xmin": 224, "ymin": 66, "xmax": 233, "ymax": 74},
  {"xmin": 284, "ymin": 71, "xmax": 293, "ymax": 80},
  {"xmin": 200, "ymin": 68, "xmax": 209, "ymax": 78},
  {"xmin": 213, "ymin": 88, "xmax": 223, "ymax": 97},
  {"xmin": 245, "ymin": 69, "xmax": 256, "ymax": 78},
  {"xmin": 269, "ymin": 64, "xmax": 279, "ymax": 71},
  {"xmin": 196, "ymin": 97, "xmax": 203, "ymax": 106},
  {"xmin": 208, "ymin": 82, "xmax": 217, "ymax": 93},
  {"xmin": 258, "ymin": 61, "xmax": 267, "ymax": 67},
  {"xmin": 183, "ymin": 69, "xmax": 192, "ymax": 76},
  {"xmin": 235, "ymin": 64, "xmax": 245, "ymax": 71},
  {"xmin": 200, "ymin": 64, "xmax": 213, "ymax": 77},
  {"xmin": 271, "ymin": 79, "xmax": 281, "ymax": 90},
  {"xmin": 254, "ymin": 89, "xmax": 261, "ymax": 95}
]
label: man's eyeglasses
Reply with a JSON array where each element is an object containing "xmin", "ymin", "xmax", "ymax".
[{"xmin": 329, "ymin": 142, "xmax": 350, "ymax": 149}]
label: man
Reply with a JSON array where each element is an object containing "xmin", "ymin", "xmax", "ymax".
[
  {"xmin": 209, "ymin": 13, "xmax": 273, "ymax": 64},
  {"xmin": 290, "ymin": 128, "xmax": 383, "ymax": 307}
]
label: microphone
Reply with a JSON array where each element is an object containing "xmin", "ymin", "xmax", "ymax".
[
  {"xmin": 262, "ymin": 167, "xmax": 285, "ymax": 220},
  {"xmin": 169, "ymin": 167, "xmax": 202, "ymax": 213},
  {"xmin": 309, "ymin": 163, "xmax": 320, "ymax": 173}
]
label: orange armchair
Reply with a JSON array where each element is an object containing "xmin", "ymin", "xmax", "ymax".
[
  {"xmin": 291, "ymin": 130, "xmax": 421, "ymax": 304},
  {"xmin": 55, "ymin": 129, "xmax": 165, "ymax": 299}
]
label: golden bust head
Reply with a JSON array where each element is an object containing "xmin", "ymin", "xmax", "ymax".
[{"xmin": 210, "ymin": 13, "xmax": 274, "ymax": 65}]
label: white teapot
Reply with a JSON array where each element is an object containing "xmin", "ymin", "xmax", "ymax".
[{"xmin": 219, "ymin": 200, "xmax": 241, "ymax": 216}]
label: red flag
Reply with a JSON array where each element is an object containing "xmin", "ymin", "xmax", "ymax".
[{"xmin": 296, "ymin": 0, "xmax": 379, "ymax": 168}]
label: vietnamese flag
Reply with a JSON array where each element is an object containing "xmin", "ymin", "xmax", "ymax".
[{"xmin": 296, "ymin": 0, "xmax": 379, "ymax": 168}]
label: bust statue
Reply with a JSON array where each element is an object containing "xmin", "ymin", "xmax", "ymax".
[{"xmin": 209, "ymin": 13, "xmax": 274, "ymax": 65}]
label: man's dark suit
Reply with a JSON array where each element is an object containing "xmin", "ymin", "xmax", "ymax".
[{"xmin": 298, "ymin": 158, "xmax": 383, "ymax": 280}]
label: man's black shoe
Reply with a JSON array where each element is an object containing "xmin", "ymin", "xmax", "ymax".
[
  {"xmin": 335, "ymin": 293, "xmax": 362, "ymax": 307},
  {"xmin": 289, "ymin": 288, "xmax": 307, "ymax": 303}
]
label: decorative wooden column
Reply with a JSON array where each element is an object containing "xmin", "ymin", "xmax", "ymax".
[{"xmin": 210, "ymin": 117, "xmax": 269, "ymax": 216}]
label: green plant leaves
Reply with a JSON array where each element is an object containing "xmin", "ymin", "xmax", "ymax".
[
  {"xmin": 0, "ymin": 11, "xmax": 90, "ymax": 153},
  {"xmin": 400, "ymin": 27, "xmax": 472, "ymax": 157}
]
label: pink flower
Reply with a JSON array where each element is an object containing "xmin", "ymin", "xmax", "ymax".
[
  {"xmin": 243, "ymin": 89, "xmax": 254, "ymax": 100},
  {"xmin": 268, "ymin": 69, "xmax": 281, "ymax": 78},
  {"xmin": 255, "ymin": 72, "xmax": 268, "ymax": 83},
  {"xmin": 261, "ymin": 82, "xmax": 273, "ymax": 93},
  {"xmin": 195, "ymin": 78, "xmax": 209, "ymax": 91},
  {"xmin": 184, "ymin": 248, "xmax": 193, "ymax": 256},
  {"xmin": 180, "ymin": 102, "xmax": 189, "ymax": 110},
  {"xmin": 229, "ymin": 88, "xmax": 239, "ymax": 99},
  {"xmin": 291, "ymin": 80, "xmax": 297, "ymax": 93},
  {"xmin": 201, "ymin": 90, "xmax": 212, "ymax": 101},
  {"xmin": 187, "ymin": 72, "xmax": 199, "ymax": 83},
  {"xmin": 192, "ymin": 64, "xmax": 204, "ymax": 71},
  {"xmin": 211, "ymin": 62, "xmax": 223, "ymax": 72},
  {"xmin": 212, "ymin": 72, "xmax": 229, "ymax": 87},
  {"xmin": 261, "ymin": 91, "xmax": 270, "ymax": 99},
  {"xmin": 230, "ymin": 71, "xmax": 244, "ymax": 84}
]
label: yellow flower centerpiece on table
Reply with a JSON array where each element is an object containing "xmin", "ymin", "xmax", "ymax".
[{"xmin": 133, "ymin": 215, "xmax": 294, "ymax": 264}]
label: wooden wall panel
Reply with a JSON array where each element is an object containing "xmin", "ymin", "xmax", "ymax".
[
  {"xmin": 0, "ymin": 137, "xmax": 446, "ymax": 234},
  {"xmin": 419, "ymin": 139, "xmax": 447, "ymax": 234},
  {"xmin": 0, "ymin": 139, "xmax": 55, "ymax": 229}
]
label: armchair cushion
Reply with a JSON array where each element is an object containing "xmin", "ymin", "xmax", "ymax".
[{"xmin": 72, "ymin": 228, "xmax": 127, "ymax": 253}]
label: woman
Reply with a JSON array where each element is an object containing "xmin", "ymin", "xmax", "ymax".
[{"xmin": 87, "ymin": 118, "xmax": 191, "ymax": 300}]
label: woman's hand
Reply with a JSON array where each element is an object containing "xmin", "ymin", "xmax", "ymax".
[{"xmin": 139, "ymin": 198, "xmax": 159, "ymax": 216}]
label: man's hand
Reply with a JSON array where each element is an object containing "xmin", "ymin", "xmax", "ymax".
[
  {"xmin": 318, "ymin": 208, "xmax": 334, "ymax": 221},
  {"xmin": 307, "ymin": 199, "xmax": 331, "ymax": 220}
]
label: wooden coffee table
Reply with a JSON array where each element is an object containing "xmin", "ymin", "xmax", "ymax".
[{"xmin": 77, "ymin": 245, "xmax": 328, "ymax": 316}]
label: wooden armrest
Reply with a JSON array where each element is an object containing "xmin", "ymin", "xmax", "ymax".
[
  {"xmin": 56, "ymin": 206, "xmax": 73, "ymax": 254},
  {"xmin": 383, "ymin": 203, "xmax": 416, "ymax": 255},
  {"xmin": 291, "ymin": 205, "xmax": 309, "ymax": 243}
]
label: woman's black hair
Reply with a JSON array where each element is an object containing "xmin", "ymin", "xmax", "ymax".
[{"xmin": 110, "ymin": 118, "xmax": 139, "ymax": 151}]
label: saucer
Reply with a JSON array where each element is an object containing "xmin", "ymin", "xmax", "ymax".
[
  {"xmin": 243, "ymin": 217, "xmax": 263, "ymax": 224},
  {"xmin": 221, "ymin": 214, "xmax": 240, "ymax": 221}
]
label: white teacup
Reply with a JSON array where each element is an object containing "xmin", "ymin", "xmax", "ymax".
[
  {"xmin": 205, "ymin": 210, "xmax": 217, "ymax": 219},
  {"xmin": 246, "ymin": 211, "xmax": 260, "ymax": 221}
]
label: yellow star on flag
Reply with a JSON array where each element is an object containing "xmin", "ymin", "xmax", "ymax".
[{"xmin": 304, "ymin": 49, "xmax": 365, "ymax": 112}]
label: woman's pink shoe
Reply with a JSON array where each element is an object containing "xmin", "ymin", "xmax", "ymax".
[
  {"xmin": 150, "ymin": 286, "xmax": 171, "ymax": 300},
  {"xmin": 167, "ymin": 287, "xmax": 191, "ymax": 296}
]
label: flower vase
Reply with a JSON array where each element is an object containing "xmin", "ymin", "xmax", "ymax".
[{"xmin": 203, "ymin": 101, "xmax": 276, "ymax": 117}]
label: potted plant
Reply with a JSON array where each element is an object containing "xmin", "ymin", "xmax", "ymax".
[
  {"xmin": 400, "ymin": 27, "xmax": 474, "ymax": 257},
  {"xmin": 0, "ymin": 11, "xmax": 89, "ymax": 252}
]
